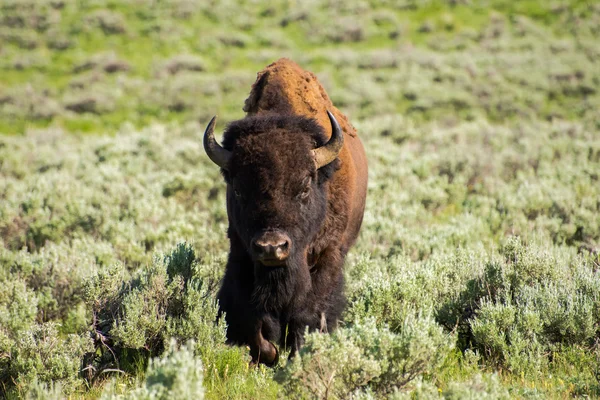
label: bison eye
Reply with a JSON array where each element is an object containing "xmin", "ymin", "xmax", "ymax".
[
  {"xmin": 297, "ymin": 176, "xmax": 312, "ymax": 201},
  {"xmin": 298, "ymin": 187, "xmax": 310, "ymax": 200},
  {"xmin": 234, "ymin": 189, "xmax": 242, "ymax": 198}
]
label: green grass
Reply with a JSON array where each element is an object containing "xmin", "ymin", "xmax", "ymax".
[{"xmin": 2, "ymin": 0, "xmax": 599, "ymax": 134}]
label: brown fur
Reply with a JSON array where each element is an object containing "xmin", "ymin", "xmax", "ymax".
[
  {"xmin": 215, "ymin": 59, "xmax": 368, "ymax": 365},
  {"xmin": 244, "ymin": 58, "xmax": 368, "ymax": 254}
]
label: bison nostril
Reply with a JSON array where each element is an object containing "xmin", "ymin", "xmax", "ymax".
[
  {"xmin": 252, "ymin": 241, "xmax": 269, "ymax": 256},
  {"xmin": 275, "ymin": 245, "xmax": 286, "ymax": 257},
  {"xmin": 277, "ymin": 241, "xmax": 290, "ymax": 257},
  {"xmin": 252, "ymin": 232, "xmax": 291, "ymax": 264}
]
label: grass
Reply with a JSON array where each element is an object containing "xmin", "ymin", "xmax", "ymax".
[
  {"xmin": 1, "ymin": 0, "xmax": 600, "ymax": 398},
  {"xmin": 1, "ymin": 0, "xmax": 599, "ymax": 134}
]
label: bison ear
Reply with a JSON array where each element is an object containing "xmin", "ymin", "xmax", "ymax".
[
  {"xmin": 203, "ymin": 116, "xmax": 232, "ymax": 170},
  {"xmin": 312, "ymin": 111, "xmax": 344, "ymax": 169},
  {"xmin": 317, "ymin": 157, "xmax": 340, "ymax": 184},
  {"xmin": 221, "ymin": 168, "xmax": 231, "ymax": 184}
]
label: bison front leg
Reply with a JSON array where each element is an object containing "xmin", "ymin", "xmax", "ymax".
[
  {"xmin": 219, "ymin": 275, "xmax": 279, "ymax": 366},
  {"xmin": 217, "ymin": 241, "xmax": 281, "ymax": 366},
  {"xmin": 285, "ymin": 311, "xmax": 330, "ymax": 359},
  {"xmin": 249, "ymin": 319, "xmax": 279, "ymax": 366},
  {"xmin": 284, "ymin": 247, "xmax": 346, "ymax": 359},
  {"xmin": 309, "ymin": 246, "xmax": 346, "ymax": 331},
  {"xmin": 284, "ymin": 317, "xmax": 313, "ymax": 360}
]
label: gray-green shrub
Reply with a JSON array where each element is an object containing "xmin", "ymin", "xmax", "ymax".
[
  {"xmin": 277, "ymin": 317, "xmax": 453, "ymax": 399},
  {"xmin": 101, "ymin": 340, "xmax": 204, "ymax": 400},
  {"xmin": 84, "ymin": 243, "xmax": 224, "ymax": 379}
]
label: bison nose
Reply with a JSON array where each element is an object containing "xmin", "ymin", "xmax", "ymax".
[{"xmin": 252, "ymin": 231, "xmax": 291, "ymax": 266}]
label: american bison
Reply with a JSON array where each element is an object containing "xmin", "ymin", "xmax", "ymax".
[{"xmin": 203, "ymin": 58, "xmax": 368, "ymax": 365}]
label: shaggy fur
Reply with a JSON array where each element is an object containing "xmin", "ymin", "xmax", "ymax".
[{"xmin": 214, "ymin": 58, "xmax": 368, "ymax": 366}]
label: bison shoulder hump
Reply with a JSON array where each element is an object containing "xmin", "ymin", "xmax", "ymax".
[{"xmin": 243, "ymin": 58, "xmax": 357, "ymax": 138}]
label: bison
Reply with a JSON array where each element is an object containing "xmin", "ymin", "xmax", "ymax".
[{"xmin": 203, "ymin": 58, "xmax": 368, "ymax": 365}]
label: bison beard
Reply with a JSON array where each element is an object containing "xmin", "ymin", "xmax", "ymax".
[
  {"xmin": 205, "ymin": 58, "xmax": 367, "ymax": 366},
  {"xmin": 251, "ymin": 254, "xmax": 311, "ymax": 313},
  {"xmin": 226, "ymin": 247, "xmax": 346, "ymax": 365}
]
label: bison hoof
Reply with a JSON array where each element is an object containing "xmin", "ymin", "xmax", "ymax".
[{"xmin": 250, "ymin": 342, "xmax": 279, "ymax": 367}]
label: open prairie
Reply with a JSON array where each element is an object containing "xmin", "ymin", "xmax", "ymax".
[{"xmin": 1, "ymin": 0, "xmax": 599, "ymax": 398}]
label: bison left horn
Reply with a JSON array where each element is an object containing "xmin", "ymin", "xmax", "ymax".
[
  {"xmin": 313, "ymin": 111, "xmax": 344, "ymax": 169},
  {"xmin": 203, "ymin": 116, "xmax": 232, "ymax": 169}
]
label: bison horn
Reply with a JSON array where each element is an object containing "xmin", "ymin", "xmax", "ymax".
[
  {"xmin": 313, "ymin": 110, "xmax": 344, "ymax": 169},
  {"xmin": 203, "ymin": 116, "xmax": 231, "ymax": 169}
]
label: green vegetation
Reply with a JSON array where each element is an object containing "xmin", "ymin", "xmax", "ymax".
[
  {"xmin": 1, "ymin": 0, "xmax": 599, "ymax": 398},
  {"xmin": 1, "ymin": 0, "xmax": 599, "ymax": 134}
]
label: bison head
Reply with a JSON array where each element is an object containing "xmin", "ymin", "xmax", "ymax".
[{"xmin": 203, "ymin": 112, "xmax": 343, "ymax": 304}]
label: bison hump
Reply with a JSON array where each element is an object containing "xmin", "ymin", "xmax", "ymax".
[{"xmin": 243, "ymin": 58, "xmax": 357, "ymax": 138}]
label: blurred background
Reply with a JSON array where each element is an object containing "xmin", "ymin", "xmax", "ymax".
[{"xmin": 1, "ymin": 0, "xmax": 598, "ymax": 135}]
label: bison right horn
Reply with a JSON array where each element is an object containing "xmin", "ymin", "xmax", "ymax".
[
  {"xmin": 313, "ymin": 110, "xmax": 344, "ymax": 169},
  {"xmin": 203, "ymin": 115, "xmax": 232, "ymax": 169}
]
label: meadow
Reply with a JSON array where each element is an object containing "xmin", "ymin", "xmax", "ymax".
[{"xmin": 1, "ymin": 0, "xmax": 600, "ymax": 398}]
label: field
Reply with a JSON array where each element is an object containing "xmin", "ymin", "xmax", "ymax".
[{"xmin": 1, "ymin": 0, "xmax": 600, "ymax": 398}]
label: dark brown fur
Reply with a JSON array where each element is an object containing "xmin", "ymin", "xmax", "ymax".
[{"xmin": 215, "ymin": 59, "xmax": 368, "ymax": 365}]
